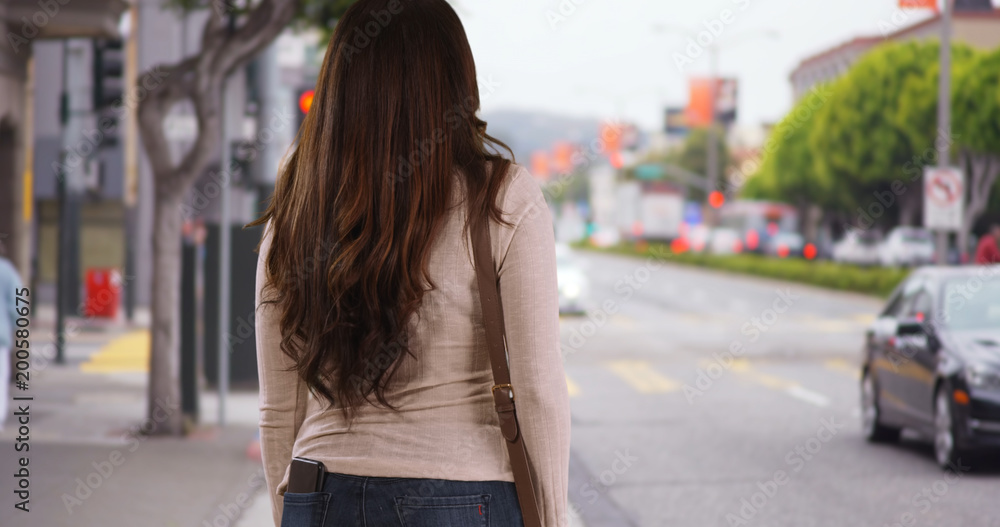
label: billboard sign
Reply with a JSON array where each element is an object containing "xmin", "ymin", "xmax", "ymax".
[{"xmin": 685, "ymin": 78, "xmax": 739, "ymax": 128}]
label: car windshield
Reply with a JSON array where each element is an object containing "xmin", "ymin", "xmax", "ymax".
[{"xmin": 942, "ymin": 278, "xmax": 1000, "ymax": 331}]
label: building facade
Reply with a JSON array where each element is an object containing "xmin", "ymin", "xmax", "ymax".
[{"xmin": 790, "ymin": 0, "xmax": 1000, "ymax": 100}]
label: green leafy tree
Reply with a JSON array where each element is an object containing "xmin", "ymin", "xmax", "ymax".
[
  {"xmin": 811, "ymin": 40, "xmax": 974, "ymax": 230},
  {"xmin": 742, "ymin": 87, "xmax": 844, "ymax": 211}
]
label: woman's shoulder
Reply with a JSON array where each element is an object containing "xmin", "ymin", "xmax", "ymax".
[{"xmin": 495, "ymin": 163, "xmax": 546, "ymax": 215}]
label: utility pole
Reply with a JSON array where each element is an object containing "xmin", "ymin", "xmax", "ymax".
[
  {"xmin": 706, "ymin": 45, "xmax": 720, "ymax": 226},
  {"xmin": 217, "ymin": 73, "xmax": 233, "ymax": 428},
  {"xmin": 935, "ymin": 0, "xmax": 953, "ymax": 264}
]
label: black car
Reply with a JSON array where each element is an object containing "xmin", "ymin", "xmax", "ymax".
[{"xmin": 861, "ymin": 265, "xmax": 1000, "ymax": 469}]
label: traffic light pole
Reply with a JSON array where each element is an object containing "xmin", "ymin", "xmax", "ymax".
[
  {"xmin": 935, "ymin": 0, "xmax": 953, "ymax": 264},
  {"xmin": 56, "ymin": 39, "xmax": 91, "ymax": 364}
]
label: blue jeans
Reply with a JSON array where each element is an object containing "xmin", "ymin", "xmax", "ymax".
[{"xmin": 280, "ymin": 472, "xmax": 525, "ymax": 527}]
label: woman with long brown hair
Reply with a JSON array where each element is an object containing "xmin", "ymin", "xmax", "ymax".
[{"xmin": 249, "ymin": 1, "xmax": 570, "ymax": 525}]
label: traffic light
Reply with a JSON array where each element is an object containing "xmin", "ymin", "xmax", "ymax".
[
  {"xmin": 93, "ymin": 38, "xmax": 124, "ymax": 111},
  {"xmin": 295, "ymin": 86, "xmax": 315, "ymax": 134}
]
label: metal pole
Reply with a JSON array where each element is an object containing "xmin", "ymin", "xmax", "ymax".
[
  {"xmin": 935, "ymin": 0, "xmax": 952, "ymax": 265},
  {"xmin": 123, "ymin": 2, "xmax": 140, "ymax": 322},
  {"xmin": 55, "ymin": 41, "xmax": 68, "ymax": 365},
  {"xmin": 218, "ymin": 74, "xmax": 232, "ymax": 427},
  {"xmin": 56, "ymin": 40, "xmax": 88, "ymax": 363},
  {"xmin": 706, "ymin": 45, "xmax": 720, "ymax": 226}
]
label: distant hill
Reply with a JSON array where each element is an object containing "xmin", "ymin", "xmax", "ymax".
[{"xmin": 482, "ymin": 109, "xmax": 606, "ymax": 165}]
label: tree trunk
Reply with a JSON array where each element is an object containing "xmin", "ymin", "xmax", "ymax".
[
  {"xmin": 148, "ymin": 189, "xmax": 186, "ymax": 435},
  {"xmin": 958, "ymin": 149, "xmax": 1000, "ymax": 263},
  {"xmin": 897, "ymin": 182, "xmax": 921, "ymax": 227},
  {"xmin": 134, "ymin": 0, "xmax": 304, "ymax": 435}
]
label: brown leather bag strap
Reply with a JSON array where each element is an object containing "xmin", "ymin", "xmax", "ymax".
[{"xmin": 471, "ymin": 215, "xmax": 544, "ymax": 527}]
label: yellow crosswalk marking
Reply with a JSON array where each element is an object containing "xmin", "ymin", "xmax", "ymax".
[
  {"xmin": 606, "ymin": 360, "xmax": 680, "ymax": 393},
  {"xmin": 824, "ymin": 358, "xmax": 861, "ymax": 380},
  {"xmin": 80, "ymin": 330, "xmax": 150, "ymax": 374},
  {"xmin": 566, "ymin": 375, "xmax": 581, "ymax": 397}
]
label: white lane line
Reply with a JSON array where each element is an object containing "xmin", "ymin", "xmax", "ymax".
[{"xmin": 786, "ymin": 385, "xmax": 831, "ymax": 407}]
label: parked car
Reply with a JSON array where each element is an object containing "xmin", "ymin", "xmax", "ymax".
[
  {"xmin": 684, "ymin": 224, "xmax": 712, "ymax": 253},
  {"xmin": 879, "ymin": 226, "xmax": 936, "ymax": 267},
  {"xmin": 765, "ymin": 232, "xmax": 805, "ymax": 258},
  {"xmin": 861, "ymin": 266, "xmax": 1000, "ymax": 469},
  {"xmin": 832, "ymin": 230, "xmax": 881, "ymax": 266},
  {"xmin": 556, "ymin": 243, "xmax": 588, "ymax": 315},
  {"xmin": 708, "ymin": 228, "xmax": 743, "ymax": 255}
]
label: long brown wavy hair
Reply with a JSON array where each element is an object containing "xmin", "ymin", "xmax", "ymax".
[{"xmin": 248, "ymin": 0, "xmax": 513, "ymax": 420}]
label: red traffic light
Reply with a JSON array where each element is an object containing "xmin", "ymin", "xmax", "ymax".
[
  {"xmin": 708, "ymin": 191, "xmax": 725, "ymax": 209},
  {"xmin": 298, "ymin": 90, "xmax": 315, "ymax": 114}
]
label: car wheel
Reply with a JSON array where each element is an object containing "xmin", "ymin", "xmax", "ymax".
[
  {"xmin": 934, "ymin": 388, "xmax": 970, "ymax": 471},
  {"xmin": 862, "ymin": 371, "xmax": 901, "ymax": 443}
]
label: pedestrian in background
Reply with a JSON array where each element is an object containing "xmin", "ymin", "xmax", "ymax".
[
  {"xmin": 974, "ymin": 224, "xmax": 1000, "ymax": 264},
  {"xmin": 0, "ymin": 238, "xmax": 24, "ymax": 432},
  {"xmin": 248, "ymin": 1, "xmax": 570, "ymax": 526}
]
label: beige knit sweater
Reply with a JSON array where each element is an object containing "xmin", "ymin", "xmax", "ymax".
[{"xmin": 255, "ymin": 164, "xmax": 571, "ymax": 526}]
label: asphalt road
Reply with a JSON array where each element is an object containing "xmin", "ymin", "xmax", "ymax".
[{"xmin": 563, "ymin": 250, "xmax": 1000, "ymax": 527}]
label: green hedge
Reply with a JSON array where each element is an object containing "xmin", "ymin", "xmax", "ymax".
[{"xmin": 576, "ymin": 241, "xmax": 910, "ymax": 298}]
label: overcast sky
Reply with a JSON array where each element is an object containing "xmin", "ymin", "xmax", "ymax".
[{"xmin": 457, "ymin": 0, "xmax": 995, "ymax": 131}]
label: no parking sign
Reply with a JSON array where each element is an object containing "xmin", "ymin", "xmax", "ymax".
[{"xmin": 923, "ymin": 167, "xmax": 964, "ymax": 231}]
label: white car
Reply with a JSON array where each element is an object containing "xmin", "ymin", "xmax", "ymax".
[
  {"xmin": 832, "ymin": 230, "xmax": 881, "ymax": 266},
  {"xmin": 879, "ymin": 227, "xmax": 936, "ymax": 267},
  {"xmin": 709, "ymin": 228, "xmax": 743, "ymax": 255},
  {"xmin": 556, "ymin": 244, "xmax": 588, "ymax": 315}
]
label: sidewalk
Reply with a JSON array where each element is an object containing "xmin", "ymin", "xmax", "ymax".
[{"xmin": 0, "ymin": 305, "xmax": 265, "ymax": 527}]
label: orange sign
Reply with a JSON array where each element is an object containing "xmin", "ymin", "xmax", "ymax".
[
  {"xmin": 531, "ymin": 151, "xmax": 550, "ymax": 180},
  {"xmin": 686, "ymin": 78, "xmax": 715, "ymax": 127},
  {"xmin": 899, "ymin": 0, "xmax": 938, "ymax": 10},
  {"xmin": 553, "ymin": 142, "xmax": 574, "ymax": 174}
]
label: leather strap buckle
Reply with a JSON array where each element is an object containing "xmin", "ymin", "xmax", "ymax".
[{"xmin": 492, "ymin": 383, "xmax": 514, "ymax": 401}]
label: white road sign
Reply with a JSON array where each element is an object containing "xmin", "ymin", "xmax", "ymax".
[{"xmin": 923, "ymin": 167, "xmax": 964, "ymax": 231}]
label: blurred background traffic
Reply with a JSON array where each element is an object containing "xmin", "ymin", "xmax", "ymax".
[{"xmin": 1, "ymin": 0, "xmax": 999, "ymax": 526}]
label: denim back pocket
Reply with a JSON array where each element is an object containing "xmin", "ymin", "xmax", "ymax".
[
  {"xmin": 281, "ymin": 492, "xmax": 331, "ymax": 527},
  {"xmin": 394, "ymin": 493, "xmax": 490, "ymax": 527}
]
